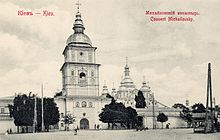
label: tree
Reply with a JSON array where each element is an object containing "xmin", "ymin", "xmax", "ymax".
[
  {"xmin": 157, "ymin": 112, "xmax": 168, "ymax": 129},
  {"xmin": 135, "ymin": 91, "xmax": 146, "ymax": 108},
  {"xmin": 126, "ymin": 107, "xmax": 138, "ymax": 129},
  {"xmin": 8, "ymin": 93, "xmax": 60, "ymax": 133},
  {"xmin": 192, "ymin": 103, "xmax": 206, "ymax": 113},
  {"xmin": 42, "ymin": 98, "xmax": 60, "ymax": 131},
  {"xmin": 172, "ymin": 103, "xmax": 186, "ymax": 109},
  {"xmin": 8, "ymin": 94, "xmax": 34, "ymax": 133},
  {"xmin": 181, "ymin": 107, "xmax": 192, "ymax": 127},
  {"xmin": 173, "ymin": 103, "xmax": 192, "ymax": 127},
  {"xmin": 62, "ymin": 114, "xmax": 75, "ymax": 131},
  {"xmin": 99, "ymin": 94, "xmax": 137, "ymax": 129}
]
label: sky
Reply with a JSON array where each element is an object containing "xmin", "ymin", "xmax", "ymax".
[{"xmin": 0, "ymin": 0, "xmax": 220, "ymax": 107}]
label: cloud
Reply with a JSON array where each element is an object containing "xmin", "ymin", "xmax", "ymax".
[
  {"xmin": 131, "ymin": 44, "xmax": 192, "ymax": 62},
  {"xmin": 0, "ymin": 0, "xmax": 220, "ymax": 107},
  {"xmin": 0, "ymin": 61, "xmax": 61, "ymax": 97},
  {"xmin": 0, "ymin": 2, "xmax": 66, "ymax": 97}
]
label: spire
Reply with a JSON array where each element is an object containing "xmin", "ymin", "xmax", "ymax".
[
  {"xmin": 75, "ymin": 0, "xmax": 81, "ymax": 12},
  {"xmin": 147, "ymin": 81, "xmax": 150, "ymax": 87},
  {"xmin": 73, "ymin": 0, "xmax": 85, "ymax": 34},
  {"xmin": 125, "ymin": 56, "xmax": 128, "ymax": 68},
  {"xmin": 102, "ymin": 80, "xmax": 109, "ymax": 96},
  {"xmin": 103, "ymin": 80, "xmax": 107, "ymax": 88},
  {"xmin": 112, "ymin": 82, "xmax": 116, "ymax": 90},
  {"xmin": 142, "ymin": 76, "xmax": 146, "ymax": 85},
  {"xmin": 124, "ymin": 57, "xmax": 130, "ymax": 76}
]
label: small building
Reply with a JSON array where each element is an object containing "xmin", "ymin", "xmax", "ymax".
[{"xmin": 0, "ymin": 96, "xmax": 16, "ymax": 134}]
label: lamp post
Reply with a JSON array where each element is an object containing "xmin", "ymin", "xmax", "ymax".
[
  {"xmin": 41, "ymin": 84, "xmax": 44, "ymax": 132},
  {"xmin": 33, "ymin": 94, "xmax": 37, "ymax": 133},
  {"xmin": 63, "ymin": 90, "xmax": 67, "ymax": 131},
  {"xmin": 152, "ymin": 92, "xmax": 156, "ymax": 129},
  {"xmin": 204, "ymin": 63, "xmax": 214, "ymax": 133}
]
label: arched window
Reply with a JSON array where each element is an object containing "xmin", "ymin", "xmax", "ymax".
[
  {"xmin": 71, "ymin": 70, "xmax": 74, "ymax": 76},
  {"xmin": 81, "ymin": 101, "xmax": 87, "ymax": 107},
  {"xmin": 80, "ymin": 72, "xmax": 86, "ymax": 78},
  {"xmin": 76, "ymin": 102, "xmax": 80, "ymax": 107},
  {"xmin": 89, "ymin": 102, "xmax": 93, "ymax": 107}
]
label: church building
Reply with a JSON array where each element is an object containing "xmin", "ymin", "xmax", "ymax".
[
  {"xmin": 54, "ymin": 4, "xmax": 187, "ymax": 130},
  {"xmin": 54, "ymin": 7, "xmax": 111, "ymax": 130}
]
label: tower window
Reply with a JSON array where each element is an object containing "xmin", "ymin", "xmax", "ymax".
[
  {"xmin": 83, "ymin": 113, "xmax": 86, "ymax": 116},
  {"xmin": 80, "ymin": 52, "xmax": 83, "ymax": 56},
  {"xmin": 79, "ymin": 71, "xmax": 87, "ymax": 86},
  {"xmin": 76, "ymin": 102, "xmax": 80, "ymax": 107},
  {"xmin": 80, "ymin": 72, "xmax": 86, "ymax": 78},
  {"xmin": 89, "ymin": 102, "xmax": 93, "ymax": 107},
  {"xmin": 1, "ymin": 108, "xmax": 4, "ymax": 113},
  {"xmin": 71, "ymin": 70, "xmax": 74, "ymax": 76},
  {"xmin": 82, "ymin": 101, "xmax": 87, "ymax": 107}
]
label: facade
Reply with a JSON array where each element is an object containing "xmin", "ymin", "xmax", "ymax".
[
  {"xmin": 109, "ymin": 61, "xmax": 186, "ymax": 128},
  {"xmin": 54, "ymin": 7, "xmax": 186, "ymax": 130},
  {"xmin": 115, "ymin": 60, "xmax": 152, "ymax": 108},
  {"xmin": 54, "ymin": 10, "xmax": 111, "ymax": 130},
  {"xmin": 0, "ymin": 96, "xmax": 16, "ymax": 134}
]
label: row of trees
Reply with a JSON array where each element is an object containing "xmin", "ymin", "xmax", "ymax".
[
  {"xmin": 99, "ymin": 91, "xmax": 169, "ymax": 129},
  {"xmin": 99, "ymin": 94, "xmax": 138, "ymax": 129},
  {"xmin": 8, "ymin": 93, "xmax": 60, "ymax": 133},
  {"xmin": 172, "ymin": 103, "xmax": 207, "ymax": 127},
  {"xmin": 10, "ymin": 91, "xmax": 169, "ymax": 131}
]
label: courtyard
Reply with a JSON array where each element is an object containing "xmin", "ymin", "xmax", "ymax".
[{"xmin": 1, "ymin": 129, "xmax": 220, "ymax": 140}]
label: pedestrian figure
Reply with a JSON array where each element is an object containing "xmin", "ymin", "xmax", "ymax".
[
  {"xmin": 74, "ymin": 129, "xmax": 77, "ymax": 135},
  {"xmin": 97, "ymin": 124, "xmax": 100, "ymax": 130},
  {"xmin": 166, "ymin": 123, "xmax": 170, "ymax": 129},
  {"xmin": 74, "ymin": 125, "xmax": 77, "ymax": 135},
  {"xmin": 9, "ymin": 128, "xmax": 12, "ymax": 134},
  {"xmin": 94, "ymin": 124, "xmax": 96, "ymax": 130},
  {"xmin": 22, "ymin": 127, "xmax": 24, "ymax": 133}
]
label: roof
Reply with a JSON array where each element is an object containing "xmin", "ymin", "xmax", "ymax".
[{"xmin": 60, "ymin": 62, "xmax": 101, "ymax": 71}]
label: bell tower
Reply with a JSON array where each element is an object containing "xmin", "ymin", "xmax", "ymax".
[{"xmin": 60, "ymin": 3, "xmax": 100, "ymax": 97}]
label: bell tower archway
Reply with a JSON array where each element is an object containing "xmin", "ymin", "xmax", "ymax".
[{"xmin": 80, "ymin": 118, "xmax": 89, "ymax": 129}]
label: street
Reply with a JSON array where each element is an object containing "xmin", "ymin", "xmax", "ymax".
[{"xmin": 1, "ymin": 129, "xmax": 220, "ymax": 140}]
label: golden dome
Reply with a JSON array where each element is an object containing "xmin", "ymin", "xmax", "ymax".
[{"xmin": 66, "ymin": 33, "xmax": 92, "ymax": 45}]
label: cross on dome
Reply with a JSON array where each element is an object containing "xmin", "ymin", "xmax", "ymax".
[
  {"xmin": 75, "ymin": 0, "xmax": 81, "ymax": 12},
  {"xmin": 125, "ymin": 56, "xmax": 128, "ymax": 67},
  {"xmin": 124, "ymin": 57, "xmax": 130, "ymax": 76}
]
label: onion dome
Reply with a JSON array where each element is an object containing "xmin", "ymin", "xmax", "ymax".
[
  {"xmin": 101, "ymin": 81, "xmax": 109, "ymax": 97},
  {"xmin": 140, "ymin": 81, "xmax": 151, "ymax": 92},
  {"xmin": 66, "ymin": 11, "xmax": 92, "ymax": 46},
  {"xmin": 111, "ymin": 83, "xmax": 117, "ymax": 96},
  {"xmin": 119, "ymin": 58, "xmax": 136, "ymax": 89}
]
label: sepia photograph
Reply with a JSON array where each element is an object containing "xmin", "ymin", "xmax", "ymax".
[{"xmin": 0, "ymin": 0, "xmax": 220, "ymax": 139}]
